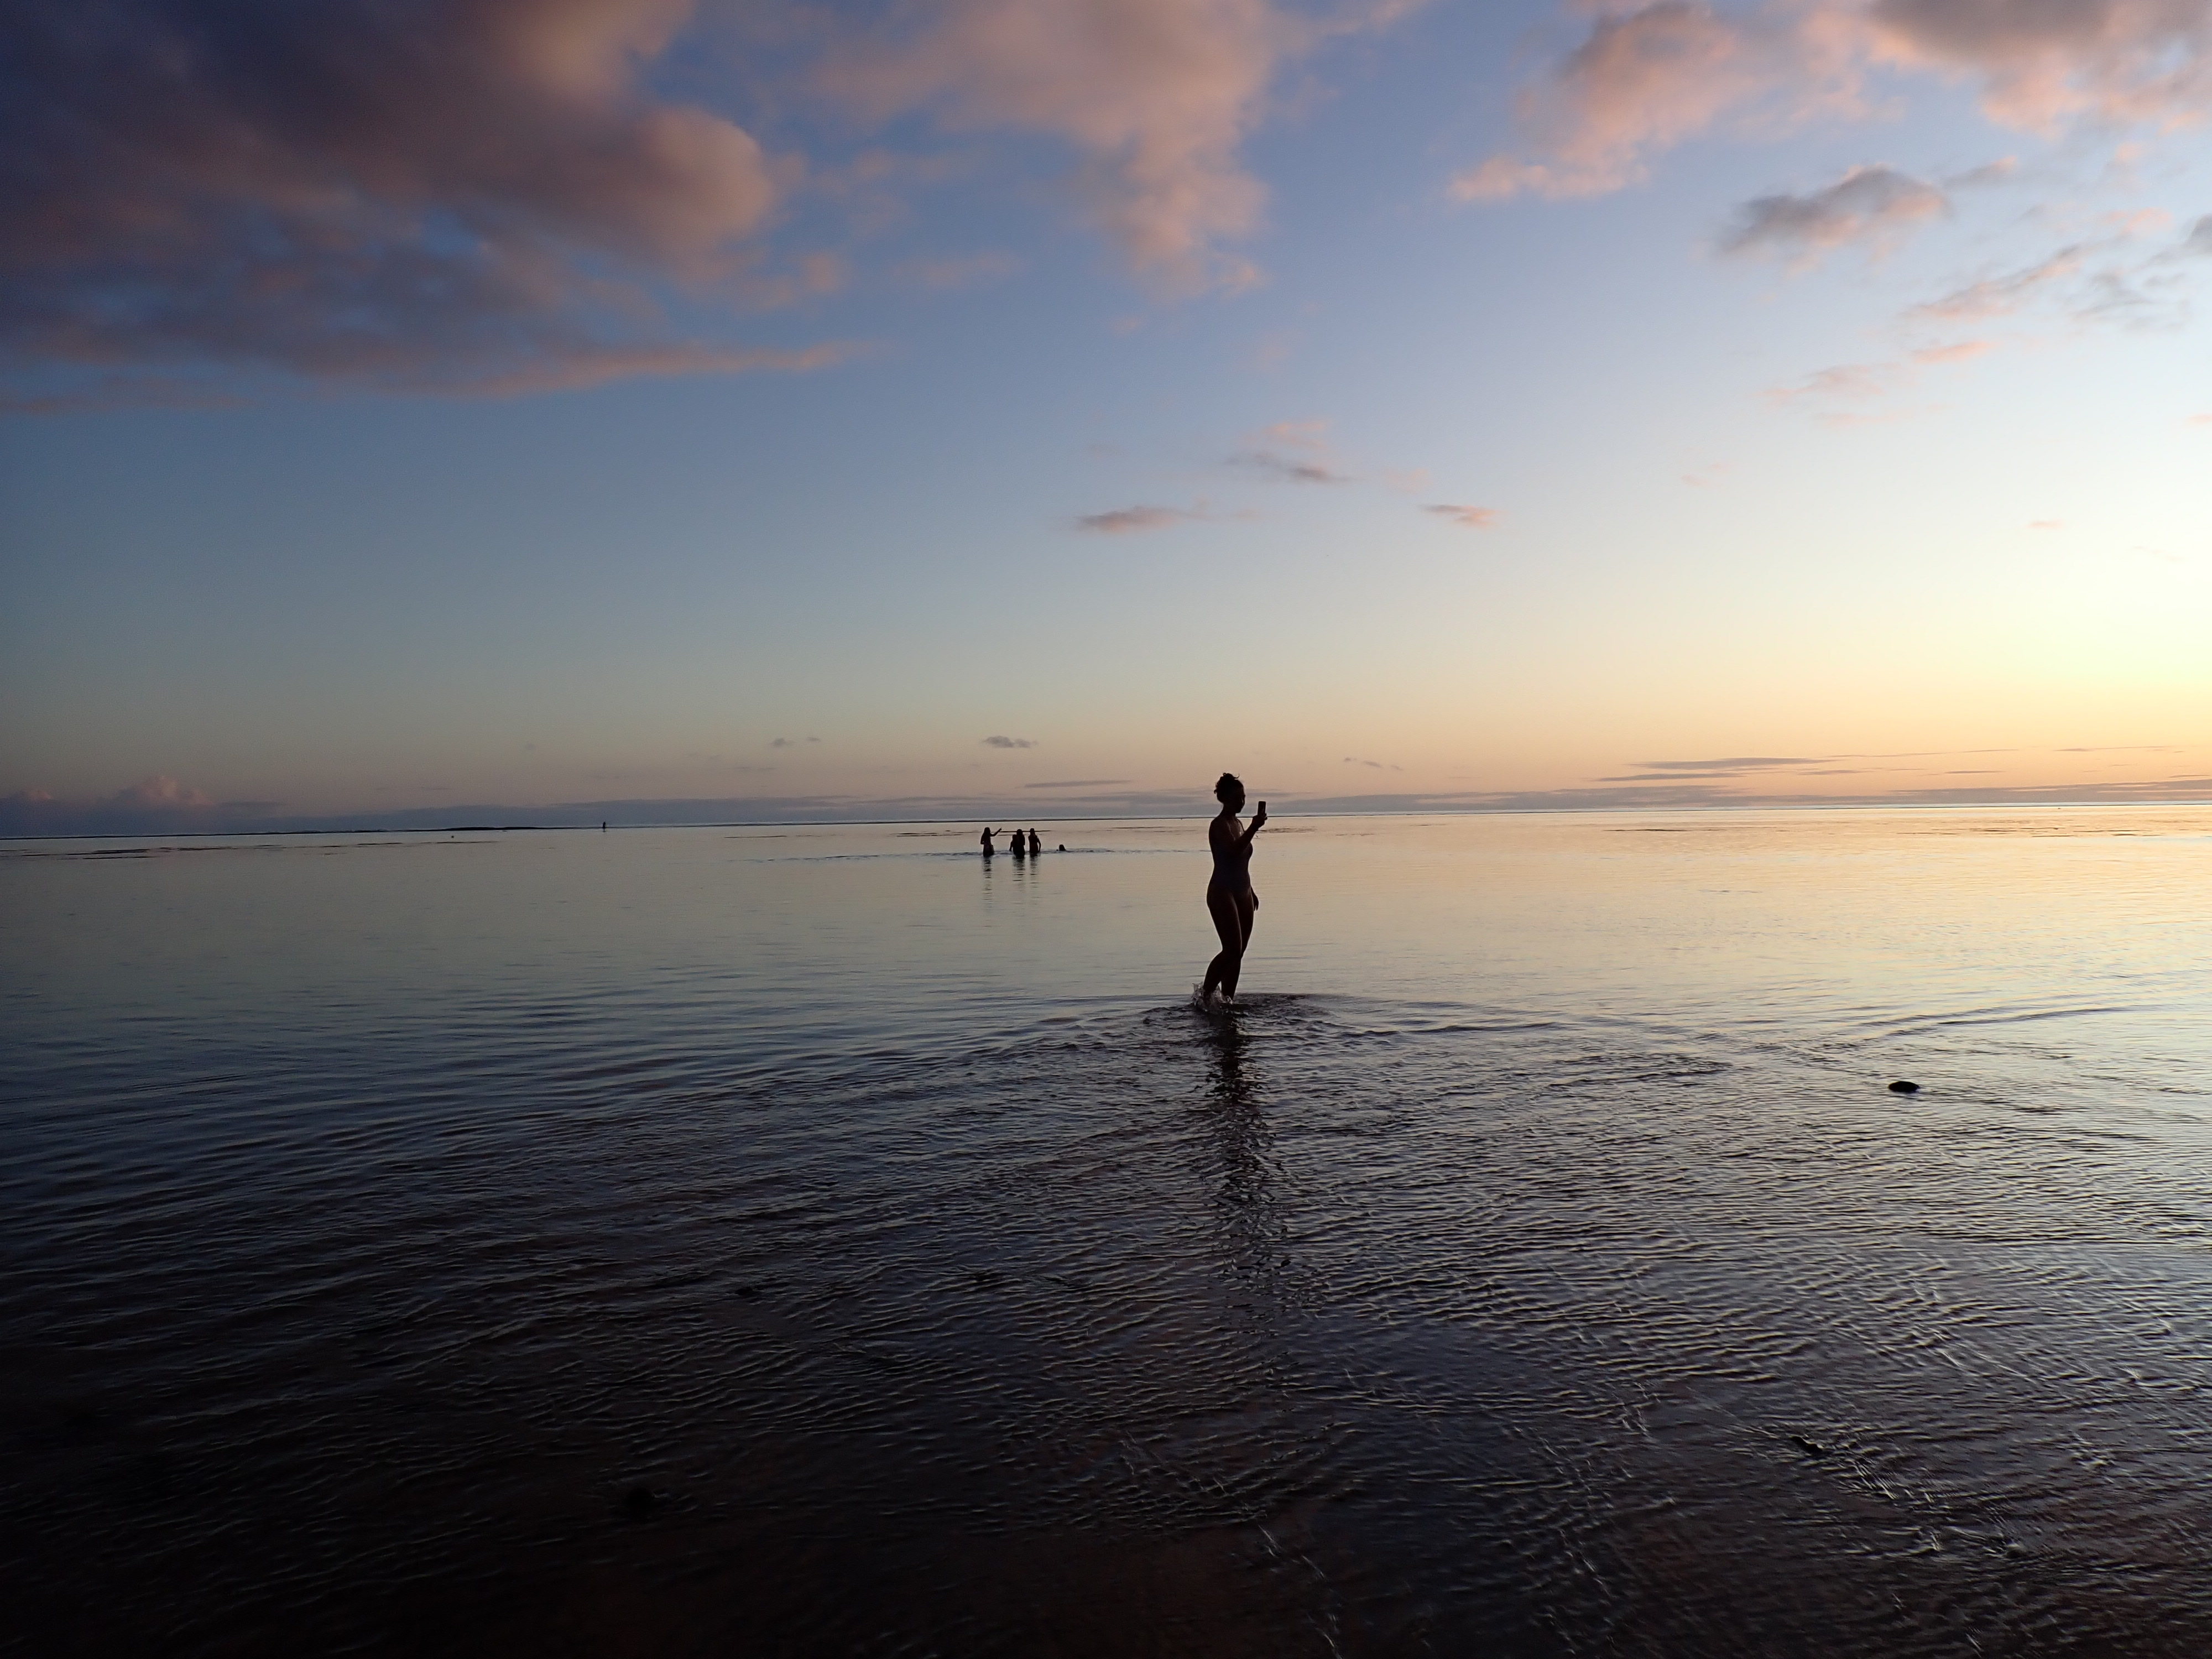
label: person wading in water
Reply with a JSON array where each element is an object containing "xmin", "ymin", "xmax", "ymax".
[{"xmin": 1197, "ymin": 772, "xmax": 1267, "ymax": 1006}]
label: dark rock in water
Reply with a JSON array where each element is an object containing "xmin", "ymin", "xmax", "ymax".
[
  {"xmin": 1789, "ymin": 1435, "xmax": 1830, "ymax": 1459},
  {"xmin": 1888, "ymin": 1080, "xmax": 1921, "ymax": 1094},
  {"xmin": 622, "ymin": 1485, "xmax": 656, "ymax": 1519}
]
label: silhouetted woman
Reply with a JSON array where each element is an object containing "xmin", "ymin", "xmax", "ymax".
[
  {"xmin": 980, "ymin": 826, "xmax": 995, "ymax": 858},
  {"xmin": 1198, "ymin": 773, "xmax": 1267, "ymax": 1005},
  {"xmin": 1026, "ymin": 828, "xmax": 1042, "ymax": 857}
]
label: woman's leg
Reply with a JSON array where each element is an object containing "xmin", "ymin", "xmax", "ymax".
[
  {"xmin": 1202, "ymin": 884, "xmax": 1243, "ymax": 999},
  {"xmin": 1220, "ymin": 891, "xmax": 1258, "ymax": 998}
]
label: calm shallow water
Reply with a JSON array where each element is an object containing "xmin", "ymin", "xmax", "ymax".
[{"xmin": 5, "ymin": 807, "xmax": 2212, "ymax": 1655}]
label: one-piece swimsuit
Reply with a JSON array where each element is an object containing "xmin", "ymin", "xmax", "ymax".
[{"xmin": 1208, "ymin": 817, "xmax": 1253, "ymax": 898}]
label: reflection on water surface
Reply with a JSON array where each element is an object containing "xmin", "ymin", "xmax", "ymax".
[{"xmin": 4, "ymin": 808, "xmax": 2211, "ymax": 1653}]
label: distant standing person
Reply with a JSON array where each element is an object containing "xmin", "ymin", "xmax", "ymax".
[
  {"xmin": 1026, "ymin": 828, "xmax": 1042, "ymax": 857},
  {"xmin": 1198, "ymin": 773, "xmax": 1267, "ymax": 1005},
  {"xmin": 980, "ymin": 826, "xmax": 995, "ymax": 858}
]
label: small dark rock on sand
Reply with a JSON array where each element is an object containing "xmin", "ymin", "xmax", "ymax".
[{"xmin": 1888, "ymin": 1080, "xmax": 1921, "ymax": 1094}]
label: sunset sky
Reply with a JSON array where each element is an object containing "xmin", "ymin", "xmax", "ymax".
[{"xmin": 4, "ymin": 0, "xmax": 2210, "ymax": 831}]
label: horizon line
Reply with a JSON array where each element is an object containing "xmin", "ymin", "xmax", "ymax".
[{"xmin": 9, "ymin": 794, "xmax": 2212, "ymax": 844}]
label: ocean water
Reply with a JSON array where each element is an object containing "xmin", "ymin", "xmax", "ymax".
[{"xmin": 5, "ymin": 807, "xmax": 2212, "ymax": 1656}]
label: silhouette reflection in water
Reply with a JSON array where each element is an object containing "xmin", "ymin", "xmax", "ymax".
[{"xmin": 1195, "ymin": 1011, "xmax": 1286, "ymax": 1281}]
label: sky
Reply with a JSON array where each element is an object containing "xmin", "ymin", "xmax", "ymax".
[{"xmin": 3, "ymin": 0, "xmax": 2210, "ymax": 833}]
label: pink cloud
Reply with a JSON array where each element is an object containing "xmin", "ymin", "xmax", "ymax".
[
  {"xmin": 894, "ymin": 252, "xmax": 1025, "ymax": 291},
  {"xmin": 1, "ymin": 0, "xmax": 819, "ymax": 400},
  {"xmin": 1074, "ymin": 504, "xmax": 1197, "ymax": 533},
  {"xmin": 1765, "ymin": 327, "xmax": 2002, "ymax": 421},
  {"xmin": 1258, "ymin": 418, "xmax": 1332, "ymax": 450},
  {"xmin": 6, "ymin": 1, "xmax": 1444, "ymax": 400},
  {"xmin": 1722, "ymin": 165, "xmax": 1949, "ymax": 263},
  {"xmin": 1229, "ymin": 416, "xmax": 1357, "ymax": 482},
  {"xmin": 1910, "ymin": 338, "xmax": 1996, "ymax": 363},
  {"xmin": 1454, "ymin": 2, "xmax": 1844, "ymax": 201},
  {"xmin": 1232, "ymin": 451, "xmax": 1349, "ymax": 484},
  {"xmin": 1769, "ymin": 362, "xmax": 1901, "ymax": 400},
  {"xmin": 1423, "ymin": 503, "xmax": 1501, "ymax": 528},
  {"xmin": 1909, "ymin": 246, "xmax": 2088, "ymax": 320},
  {"xmin": 1458, "ymin": 1, "xmax": 2212, "ymax": 202},
  {"xmin": 1865, "ymin": 0, "xmax": 2212, "ymax": 132},
  {"xmin": 456, "ymin": 341, "xmax": 864, "ymax": 400},
  {"xmin": 818, "ymin": 0, "xmax": 1386, "ymax": 294},
  {"xmin": 1762, "ymin": 359, "xmax": 1923, "ymax": 422}
]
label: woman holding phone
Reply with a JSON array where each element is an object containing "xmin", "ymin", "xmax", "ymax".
[{"xmin": 1197, "ymin": 772, "xmax": 1267, "ymax": 1006}]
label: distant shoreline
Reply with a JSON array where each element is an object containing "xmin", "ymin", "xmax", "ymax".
[{"xmin": 7, "ymin": 796, "xmax": 2212, "ymax": 844}]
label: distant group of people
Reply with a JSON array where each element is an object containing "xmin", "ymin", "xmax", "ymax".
[{"xmin": 980, "ymin": 826, "xmax": 1050, "ymax": 859}]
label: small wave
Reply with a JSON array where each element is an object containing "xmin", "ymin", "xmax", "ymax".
[{"xmin": 1876, "ymin": 1001, "xmax": 2147, "ymax": 1036}]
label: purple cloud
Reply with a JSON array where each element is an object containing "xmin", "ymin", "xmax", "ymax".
[
  {"xmin": 1723, "ymin": 166, "xmax": 1948, "ymax": 263},
  {"xmin": 0, "ymin": 0, "xmax": 848, "ymax": 402},
  {"xmin": 1075, "ymin": 505, "xmax": 1197, "ymax": 534}
]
